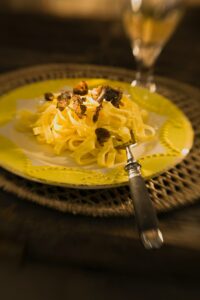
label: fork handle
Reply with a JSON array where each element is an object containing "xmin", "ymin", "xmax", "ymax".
[{"xmin": 126, "ymin": 161, "xmax": 163, "ymax": 249}]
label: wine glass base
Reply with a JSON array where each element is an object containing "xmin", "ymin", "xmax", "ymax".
[{"xmin": 131, "ymin": 79, "xmax": 156, "ymax": 93}]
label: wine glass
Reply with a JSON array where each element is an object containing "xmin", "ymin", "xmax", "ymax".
[{"xmin": 123, "ymin": 0, "xmax": 184, "ymax": 92}]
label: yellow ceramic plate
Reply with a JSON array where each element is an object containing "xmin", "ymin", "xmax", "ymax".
[{"xmin": 0, "ymin": 78, "xmax": 194, "ymax": 188}]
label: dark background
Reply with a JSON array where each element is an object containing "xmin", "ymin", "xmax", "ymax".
[
  {"xmin": 0, "ymin": 5, "xmax": 199, "ymax": 87},
  {"xmin": 0, "ymin": 2, "xmax": 200, "ymax": 300}
]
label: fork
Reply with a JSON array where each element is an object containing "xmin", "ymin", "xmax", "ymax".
[
  {"xmin": 117, "ymin": 133, "xmax": 164, "ymax": 249},
  {"xmin": 125, "ymin": 142, "xmax": 164, "ymax": 249}
]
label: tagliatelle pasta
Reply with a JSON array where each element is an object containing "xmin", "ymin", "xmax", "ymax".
[{"xmin": 17, "ymin": 81, "xmax": 156, "ymax": 168}]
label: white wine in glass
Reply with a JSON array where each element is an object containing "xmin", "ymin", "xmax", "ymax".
[{"xmin": 123, "ymin": 0, "xmax": 184, "ymax": 92}]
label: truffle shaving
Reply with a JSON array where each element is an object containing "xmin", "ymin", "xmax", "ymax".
[
  {"xmin": 95, "ymin": 128, "xmax": 111, "ymax": 145},
  {"xmin": 72, "ymin": 95, "xmax": 87, "ymax": 118},
  {"xmin": 57, "ymin": 91, "xmax": 72, "ymax": 111},
  {"xmin": 103, "ymin": 86, "xmax": 123, "ymax": 108},
  {"xmin": 73, "ymin": 81, "xmax": 88, "ymax": 95}
]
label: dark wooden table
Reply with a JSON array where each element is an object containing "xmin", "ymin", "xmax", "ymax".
[{"xmin": 0, "ymin": 8, "xmax": 200, "ymax": 300}]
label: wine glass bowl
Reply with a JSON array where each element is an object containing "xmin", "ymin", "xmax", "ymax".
[{"xmin": 123, "ymin": 0, "xmax": 184, "ymax": 92}]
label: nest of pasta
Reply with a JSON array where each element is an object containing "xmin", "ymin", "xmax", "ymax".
[{"xmin": 18, "ymin": 81, "xmax": 155, "ymax": 167}]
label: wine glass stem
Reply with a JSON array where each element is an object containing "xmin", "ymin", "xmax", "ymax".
[{"xmin": 132, "ymin": 60, "xmax": 156, "ymax": 92}]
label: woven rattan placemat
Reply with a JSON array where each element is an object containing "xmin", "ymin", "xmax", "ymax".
[{"xmin": 0, "ymin": 64, "xmax": 199, "ymax": 217}]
